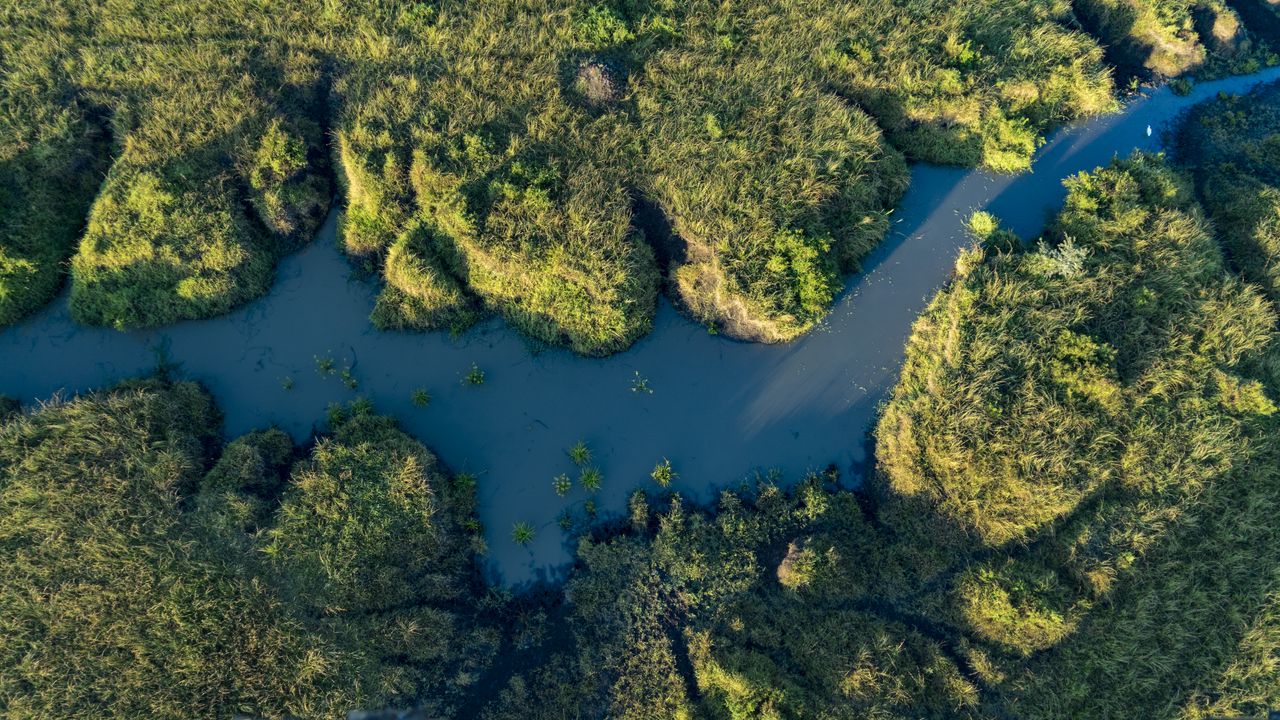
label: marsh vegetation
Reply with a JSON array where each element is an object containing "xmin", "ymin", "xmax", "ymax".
[{"xmin": 6, "ymin": 0, "xmax": 1276, "ymax": 352}]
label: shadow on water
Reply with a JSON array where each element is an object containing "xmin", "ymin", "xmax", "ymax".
[{"xmin": 3, "ymin": 68, "xmax": 1279, "ymax": 586}]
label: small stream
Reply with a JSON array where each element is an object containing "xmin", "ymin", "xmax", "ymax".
[{"xmin": 4, "ymin": 67, "xmax": 1278, "ymax": 585}]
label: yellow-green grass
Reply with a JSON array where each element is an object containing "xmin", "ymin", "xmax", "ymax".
[
  {"xmin": 0, "ymin": 0, "xmax": 1132, "ymax": 351},
  {"xmin": 1178, "ymin": 79, "xmax": 1280, "ymax": 303},
  {"xmin": 0, "ymin": 384, "xmax": 495, "ymax": 719}
]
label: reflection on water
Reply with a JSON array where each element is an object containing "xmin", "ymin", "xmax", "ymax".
[{"xmin": 3, "ymin": 68, "xmax": 1278, "ymax": 585}]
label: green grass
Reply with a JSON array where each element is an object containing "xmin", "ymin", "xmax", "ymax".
[
  {"xmin": 1178, "ymin": 80, "xmax": 1280, "ymax": 302},
  {"xmin": 0, "ymin": 382, "xmax": 496, "ymax": 718},
  {"xmin": 1074, "ymin": 0, "xmax": 1277, "ymax": 79},
  {"xmin": 0, "ymin": 0, "xmax": 1175, "ymax": 351}
]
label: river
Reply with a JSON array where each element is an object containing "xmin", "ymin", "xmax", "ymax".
[{"xmin": 3, "ymin": 67, "xmax": 1279, "ymax": 584}]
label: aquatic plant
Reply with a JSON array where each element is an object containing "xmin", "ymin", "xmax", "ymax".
[
  {"xmin": 411, "ymin": 388, "xmax": 432, "ymax": 407},
  {"xmin": 579, "ymin": 466, "xmax": 603, "ymax": 493},
  {"xmin": 553, "ymin": 473, "xmax": 573, "ymax": 497},
  {"xmin": 511, "ymin": 522, "xmax": 536, "ymax": 546},
  {"xmin": 340, "ymin": 367, "xmax": 358, "ymax": 390},
  {"xmin": 650, "ymin": 458, "xmax": 676, "ymax": 487},
  {"xmin": 464, "ymin": 364, "xmax": 485, "ymax": 386},
  {"xmin": 567, "ymin": 440, "xmax": 592, "ymax": 466},
  {"xmin": 630, "ymin": 371, "xmax": 653, "ymax": 394},
  {"xmin": 314, "ymin": 355, "xmax": 335, "ymax": 376}
]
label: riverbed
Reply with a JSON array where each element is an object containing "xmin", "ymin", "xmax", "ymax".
[{"xmin": 3, "ymin": 68, "xmax": 1278, "ymax": 584}]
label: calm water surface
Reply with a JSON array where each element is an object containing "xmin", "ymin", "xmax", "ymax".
[{"xmin": 4, "ymin": 69, "xmax": 1279, "ymax": 584}]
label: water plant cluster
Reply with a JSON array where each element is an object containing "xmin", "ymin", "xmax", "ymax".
[{"xmin": 6, "ymin": 0, "xmax": 1276, "ymax": 352}]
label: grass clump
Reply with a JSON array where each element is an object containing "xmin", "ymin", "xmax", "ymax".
[
  {"xmin": 650, "ymin": 457, "xmax": 675, "ymax": 487},
  {"xmin": 568, "ymin": 439, "xmax": 591, "ymax": 466},
  {"xmin": 0, "ymin": 382, "xmax": 496, "ymax": 718},
  {"xmin": 512, "ymin": 521, "xmax": 537, "ymax": 546},
  {"xmin": 411, "ymin": 387, "xmax": 432, "ymax": 407},
  {"xmin": 65, "ymin": 43, "xmax": 330, "ymax": 329},
  {"xmin": 1178, "ymin": 80, "xmax": 1280, "ymax": 302},
  {"xmin": 579, "ymin": 466, "xmax": 603, "ymax": 493}
]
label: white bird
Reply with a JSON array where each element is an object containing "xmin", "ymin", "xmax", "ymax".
[{"xmin": 1146, "ymin": 124, "xmax": 1153, "ymax": 137}]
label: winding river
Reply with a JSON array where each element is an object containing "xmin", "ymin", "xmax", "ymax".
[{"xmin": 3, "ymin": 68, "xmax": 1279, "ymax": 585}]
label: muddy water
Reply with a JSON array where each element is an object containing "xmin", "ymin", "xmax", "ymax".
[{"xmin": 3, "ymin": 68, "xmax": 1278, "ymax": 585}]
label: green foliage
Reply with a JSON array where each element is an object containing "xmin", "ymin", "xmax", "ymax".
[
  {"xmin": 1179, "ymin": 80, "xmax": 1280, "ymax": 302},
  {"xmin": 568, "ymin": 439, "xmax": 592, "ymax": 466},
  {"xmin": 553, "ymin": 472, "xmax": 573, "ymax": 497},
  {"xmin": 579, "ymin": 466, "xmax": 603, "ymax": 492},
  {"xmin": 650, "ymin": 457, "xmax": 675, "ymax": 487},
  {"xmin": 411, "ymin": 387, "xmax": 432, "ymax": 407},
  {"xmin": 465, "ymin": 362, "xmax": 486, "ymax": 386},
  {"xmin": 0, "ymin": 382, "xmax": 495, "ymax": 718},
  {"xmin": 1073, "ymin": 0, "xmax": 1274, "ymax": 79},
  {"xmin": 512, "ymin": 521, "xmax": 537, "ymax": 545}
]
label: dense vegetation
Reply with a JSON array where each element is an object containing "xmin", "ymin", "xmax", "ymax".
[
  {"xmin": 10, "ymin": 146, "xmax": 1278, "ymax": 718},
  {"xmin": 11, "ymin": 0, "xmax": 1276, "ymax": 350},
  {"xmin": 0, "ymin": 383, "xmax": 495, "ymax": 718},
  {"xmin": 1075, "ymin": 0, "xmax": 1279, "ymax": 78},
  {"xmin": 1179, "ymin": 79, "xmax": 1280, "ymax": 302},
  {"xmin": 479, "ymin": 149, "xmax": 1280, "ymax": 717}
]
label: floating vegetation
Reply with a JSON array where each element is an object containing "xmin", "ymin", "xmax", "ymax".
[
  {"xmin": 410, "ymin": 388, "xmax": 432, "ymax": 408},
  {"xmin": 553, "ymin": 473, "xmax": 572, "ymax": 497},
  {"xmin": 568, "ymin": 440, "xmax": 592, "ymax": 466},
  {"xmin": 650, "ymin": 458, "xmax": 676, "ymax": 487},
  {"xmin": 630, "ymin": 371, "xmax": 653, "ymax": 394},
  {"xmin": 511, "ymin": 522, "xmax": 536, "ymax": 546}
]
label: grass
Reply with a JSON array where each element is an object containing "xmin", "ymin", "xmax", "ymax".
[
  {"xmin": 0, "ymin": 382, "xmax": 496, "ymax": 718},
  {"xmin": 10, "ymin": 0, "xmax": 1243, "ymax": 353},
  {"xmin": 579, "ymin": 466, "xmax": 603, "ymax": 493},
  {"xmin": 464, "ymin": 363, "xmax": 486, "ymax": 386},
  {"xmin": 410, "ymin": 387, "xmax": 432, "ymax": 407},
  {"xmin": 567, "ymin": 439, "xmax": 591, "ymax": 466},
  {"xmin": 650, "ymin": 458, "xmax": 675, "ymax": 487},
  {"xmin": 1074, "ymin": 0, "xmax": 1278, "ymax": 79},
  {"xmin": 1177, "ymin": 79, "xmax": 1280, "ymax": 303},
  {"xmin": 512, "ymin": 521, "xmax": 537, "ymax": 546}
]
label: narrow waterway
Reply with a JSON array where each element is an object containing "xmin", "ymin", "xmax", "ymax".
[{"xmin": 3, "ymin": 68, "xmax": 1278, "ymax": 584}]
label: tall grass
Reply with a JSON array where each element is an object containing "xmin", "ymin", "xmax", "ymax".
[{"xmin": 0, "ymin": 383, "xmax": 496, "ymax": 719}]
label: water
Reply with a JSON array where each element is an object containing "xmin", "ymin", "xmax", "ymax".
[{"xmin": 4, "ymin": 68, "xmax": 1279, "ymax": 584}]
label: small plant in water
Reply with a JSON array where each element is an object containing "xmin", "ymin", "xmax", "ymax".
[
  {"xmin": 568, "ymin": 440, "xmax": 591, "ymax": 466},
  {"xmin": 583, "ymin": 498, "xmax": 597, "ymax": 519},
  {"xmin": 630, "ymin": 371, "xmax": 653, "ymax": 394},
  {"xmin": 557, "ymin": 511, "xmax": 575, "ymax": 531},
  {"xmin": 579, "ymin": 466, "xmax": 602, "ymax": 492},
  {"xmin": 315, "ymin": 354, "xmax": 335, "ymax": 376},
  {"xmin": 411, "ymin": 388, "xmax": 432, "ymax": 407},
  {"xmin": 511, "ymin": 521, "xmax": 536, "ymax": 546},
  {"xmin": 651, "ymin": 458, "xmax": 676, "ymax": 487},
  {"xmin": 464, "ymin": 363, "xmax": 485, "ymax": 386},
  {"xmin": 553, "ymin": 473, "xmax": 572, "ymax": 497},
  {"xmin": 280, "ymin": 376, "xmax": 294, "ymax": 391},
  {"xmin": 340, "ymin": 366, "xmax": 358, "ymax": 390}
]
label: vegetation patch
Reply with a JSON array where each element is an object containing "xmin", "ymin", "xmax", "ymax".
[{"xmin": 0, "ymin": 382, "xmax": 495, "ymax": 718}]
